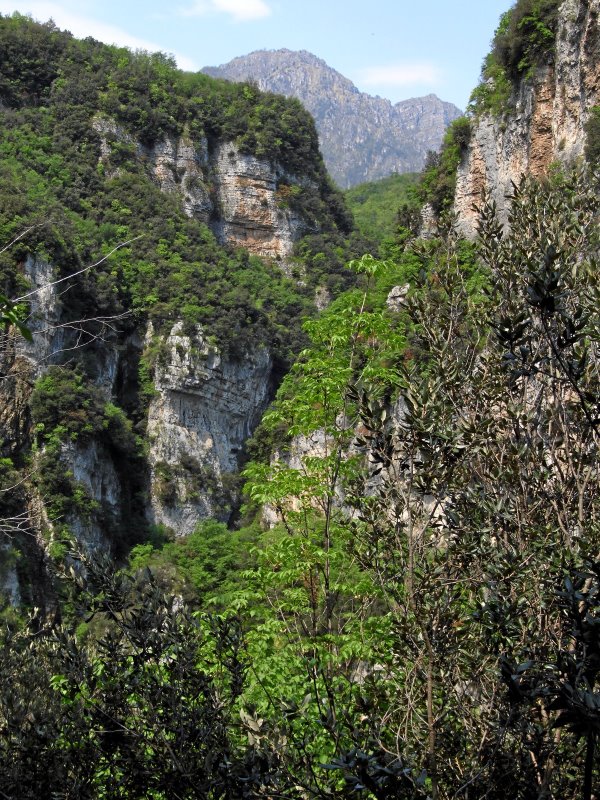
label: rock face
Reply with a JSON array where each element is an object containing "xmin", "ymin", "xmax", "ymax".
[
  {"xmin": 454, "ymin": 0, "xmax": 600, "ymax": 235},
  {"xmin": 211, "ymin": 143, "xmax": 308, "ymax": 260},
  {"xmin": 146, "ymin": 322, "xmax": 272, "ymax": 534},
  {"xmin": 0, "ymin": 255, "xmax": 128, "ymax": 604},
  {"xmin": 0, "ymin": 97, "xmax": 325, "ymax": 608},
  {"xmin": 0, "ymin": 285, "xmax": 276, "ymax": 607},
  {"xmin": 203, "ymin": 50, "xmax": 462, "ymax": 188},
  {"xmin": 62, "ymin": 439, "xmax": 123, "ymax": 553},
  {"xmin": 94, "ymin": 117, "xmax": 312, "ymax": 261}
]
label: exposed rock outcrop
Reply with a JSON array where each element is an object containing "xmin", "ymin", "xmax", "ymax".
[
  {"xmin": 211, "ymin": 143, "xmax": 308, "ymax": 260},
  {"xmin": 146, "ymin": 322, "xmax": 272, "ymax": 534},
  {"xmin": 1, "ymin": 308, "xmax": 276, "ymax": 608},
  {"xmin": 203, "ymin": 50, "xmax": 462, "ymax": 188},
  {"xmin": 61, "ymin": 439, "xmax": 123, "ymax": 553},
  {"xmin": 455, "ymin": 0, "xmax": 600, "ymax": 235},
  {"xmin": 0, "ymin": 104, "xmax": 318, "ymax": 607},
  {"xmin": 94, "ymin": 117, "xmax": 312, "ymax": 261}
]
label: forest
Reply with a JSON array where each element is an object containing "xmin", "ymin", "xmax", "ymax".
[{"xmin": 1, "ymin": 1, "xmax": 600, "ymax": 798}]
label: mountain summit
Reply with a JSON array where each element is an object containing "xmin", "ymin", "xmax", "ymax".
[{"xmin": 202, "ymin": 49, "xmax": 462, "ymax": 188}]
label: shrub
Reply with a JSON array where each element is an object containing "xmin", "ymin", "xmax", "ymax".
[
  {"xmin": 469, "ymin": 0, "xmax": 561, "ymax": 116},
  {"xmin": 492, "ymin": 0, "xmax": 561, "ymax": 80},
  {"xmin": 417, "ymin": 116, "xmax": 471, "ymax": 214}
]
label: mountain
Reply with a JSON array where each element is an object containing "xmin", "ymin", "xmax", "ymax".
[
  {"xmin": 202, "ymin": 49, "xmax": 462, "ymax": 188},
  {"xmin": 0, "ymin": 14, "xmax": 366, "ymax": 609},
  {"xmin": 4, "ymin": 4, "xmax": 600, "ymax": 798}
]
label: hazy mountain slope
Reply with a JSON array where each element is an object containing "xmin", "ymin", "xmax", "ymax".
[{"xmin": 203, "ymin": 49, "xmax": 462, "ymax": 188}]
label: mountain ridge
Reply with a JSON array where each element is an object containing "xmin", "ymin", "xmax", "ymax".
[{"xmin": 202, "ymin": 48, "xmax": 462, "ymax": 188}]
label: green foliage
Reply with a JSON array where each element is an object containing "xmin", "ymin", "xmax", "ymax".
[
  {"xmin": 128, "ymin": 519, "xmax": 260, "ymax": 605},
  {"xmin": 6, "ymin": 9, "xmax": 600, "ymax": 798},
  {"xmin": 584, "ymin": 106, "xmax": 600, "ymax": 168},
  {"xmin": 28, "ymin": 367, "xmax": 145, "ymax": 549},
  {"xmin": 0, "ymin": 13, "xmax": 354, "ymax": 366},
  {"xmin": 0, "ymin": 560, "xmax": 287, "ymax": 799},
  {"xmin": 344, "ymin": 172, "xmax": 420, "ymax": 242},
  {"xmin": 469, "ymin": 0, "xmax": 561, "ymax": 115},
  {"xmin": 3, "ymin": 172, "xmax": 600, "ymax": 798},
  {"xmin": 0, "ymin": 14, "xmax": 68, "ymax": 107},
  {"xmin": 467, "ymin": 53, "xmax": 512, "ymax": 116},
  {"xmin": 30, "ymin": 366, "xmax": 141, "ymax": 454},
  {"xmin": 31, "ymin": 367, "xmax": 104, "ymax": 441},
  {"xmin": 492, "ymin": 0, "xmax": 561, "ymax": 80},
  {"xmin": 0, "ymin": 14, "xmax": 327, "ymax": 180},
  {"xmin": 236, "ymin": 171, "xmax": 600, "ymax": 796},
  {"xmin": 417, "ymin": 117, "xmax": 471, "ymax": 214},
  {"xmin": 0, "ymin": 8, "xmax": 362, "ymax": 586},
  {"xmin": 292, "ymin": 228, "xmax": 378, "ymax": 299}
]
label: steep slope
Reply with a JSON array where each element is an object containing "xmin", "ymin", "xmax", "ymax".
[
  {"xmin": 203, "ymin": 49, "xmax": 462, "ymax": 188},
  {"xmin": 0, "ymin": 15, "xmax": 358, "ymax": 608},
  {"xmin": 455, "ymin": 0, "xmax": 600, "ymax": 234}
]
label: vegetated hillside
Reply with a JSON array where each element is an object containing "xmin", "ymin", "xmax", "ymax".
[
  {"xmin": 344, "ymin": 172, "xmax": 419, "ymax": 241},
  {"xmin": 4, "ymin": 170, "xmax": 600, "ymax": 799},
  {"xmin": 203, "ymin": 49, "xmax": 462, "ymax": 188},
  {"xmin": 0, "ymin": 13, "xmax": 374, "ymax": 609},
  {"xmin": 2, "ymin": 4, "xmax": 600, "ymax": 799},
  {"xmin": 414, "ymin": 0, "xmax": 600, "ymax": 232}
]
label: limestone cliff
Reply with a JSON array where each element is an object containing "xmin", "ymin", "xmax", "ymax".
[
  {"xmin": 455, "ymin": 0, "xmax": 600, "ymax": 235},
  {"xmin": 146, "ymin": 322, "xmax": 272, "ymax": 534},
  {"xmin": 0, "ymin": 117, "xmax": 323, "ymax": 608},
  {"xmin": 0, "ymin": 273, "xmax": 277, "ymax": 606},
  {"xmin": 94, "ymin": 117, "xmax": 312, "ymax": 261},
  {"xmin": 0, "ymin": 15, "xmax": 348, "ymax": 610}
]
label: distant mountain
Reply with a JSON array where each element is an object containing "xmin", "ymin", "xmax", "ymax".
[{"xmin": 202, "ymin": 49, "xmax": 462, "ymax": 188}]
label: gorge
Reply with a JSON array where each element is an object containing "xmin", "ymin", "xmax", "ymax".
[{"xmin": 1, "ymin": 1, "xmax": 600, "ymax": 797}]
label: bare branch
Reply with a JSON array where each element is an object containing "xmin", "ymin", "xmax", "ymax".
[
  {"xmin": 12, "ymin": 236, "xmax": 144, "ymax": 303},
  {"xmin": 0, "ymin": 223, "xmax": 47, "ymax": 257}
]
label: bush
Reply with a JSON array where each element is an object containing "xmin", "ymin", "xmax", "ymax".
[
  {"xmin": 30, "ymin": 367, "xmax": 104, "ymax": 442},
  {"xmin": 469, "ymin": 0, "xmax": 561, "ymax": 115},
  {"xmin": 417, "ymin": 116, "xmax": 471, "ymax": 214},
  {"xmin": 492, "ymin": 0, "xmax": 561, "ymax": 80}
]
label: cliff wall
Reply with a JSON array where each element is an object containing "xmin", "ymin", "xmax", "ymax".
[
  {"xmin": 455, "ymin": 0, "xmax": 600, "ymax": 235},
  {"xmin": 146, "ymin": 322, "xmax": 272, "ymax": 534},
  {"xmin": 94, "ymin": 118, "xmax": 312, "ymax": 261},
  {"xmin": 0, "ymin": 16, "xmax": 348, "ymax": 609}
]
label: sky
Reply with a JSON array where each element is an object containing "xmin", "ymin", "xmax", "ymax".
[{"xmin": 0, "ymin": 0, "xmax": 512, "ymax": 110}]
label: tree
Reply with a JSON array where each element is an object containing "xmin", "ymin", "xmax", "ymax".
[
  {"xmin": 240, "ymin": 170, "xmax": 600, "ymax": 798},
  {"xmin": 0, "ymin": 556, "xmax": 287, "ymax": 799}
]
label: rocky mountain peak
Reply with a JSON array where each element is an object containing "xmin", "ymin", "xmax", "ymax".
[{"xmin": 203, "ymin": 49, "xmax": 462, "ymax": 188}]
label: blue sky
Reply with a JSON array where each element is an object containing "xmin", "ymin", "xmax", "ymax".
[{"xmin": 0, "ymin": 0, "xmax": 511, "ymax": 110}]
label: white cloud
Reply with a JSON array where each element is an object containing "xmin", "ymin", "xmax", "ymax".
[
  {"xmin": 0, "ymin": 2, "xmax": 197, "ymax": 70},
  {"xmin": 180, "ymin": 0, "xmax": 271, "ymax": 22},
  {"xmin": 358, "ymin": 63, "xmax": 441, "ymax": 88}
]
